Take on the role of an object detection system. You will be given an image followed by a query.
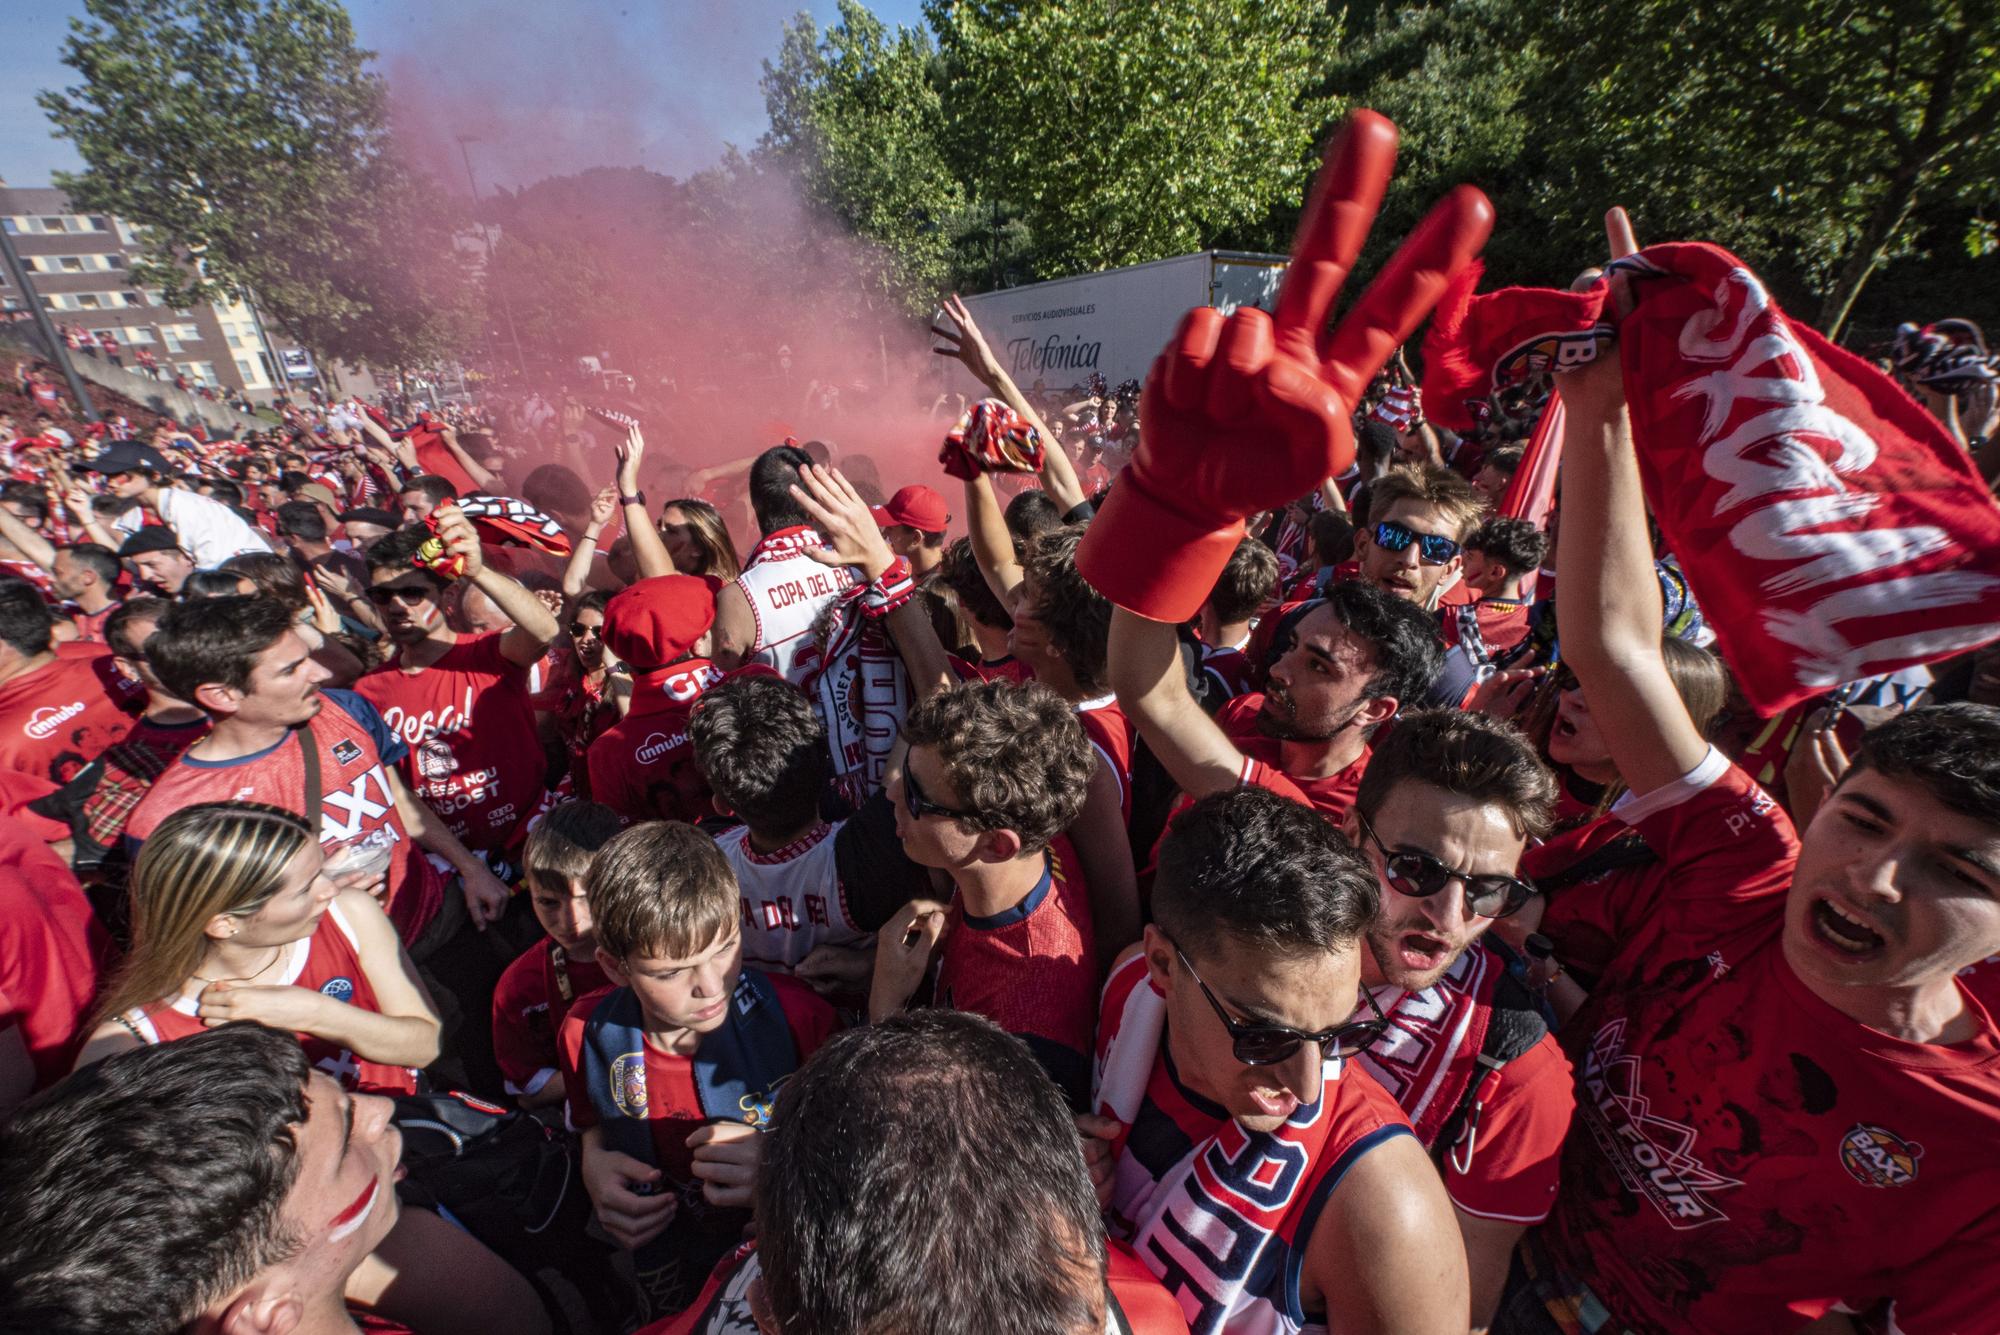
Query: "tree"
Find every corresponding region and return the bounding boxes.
[760,2,967,312]
[1536,0,2000,335]
[39,0,470,367]
[925,0,1339,278]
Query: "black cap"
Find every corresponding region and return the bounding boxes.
[338,506,400,530]
[78,440,173,475]
[117,526,185,558]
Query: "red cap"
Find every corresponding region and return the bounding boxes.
[604,574,721,672]
[870,484,951,535]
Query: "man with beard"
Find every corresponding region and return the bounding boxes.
[1110,578,1441,823]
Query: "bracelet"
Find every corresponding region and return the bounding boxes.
[619,491,647,508]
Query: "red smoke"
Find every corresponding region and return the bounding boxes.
[370,1,952,534]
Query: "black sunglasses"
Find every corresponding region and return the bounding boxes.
[568,620,602,638]
[1174,944,1389,1067]
[1354,810,1535,920]
[902,760,979,823]
[366,584,435,606]
[1371,519,1460,565]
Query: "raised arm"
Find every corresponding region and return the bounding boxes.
[1109,605,1250,800]
[1552,209,1709,798]
[432,501,559,668]
[933,294,1087,514]
[962,473,1025,608]
[437,424,499,492]
[566,487,618,601]
[611,423,674,581]
[0,501,55,571]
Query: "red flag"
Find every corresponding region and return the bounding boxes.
[1500,393,1563,528]
[406,426,480,497]
[1615,243,2000,712]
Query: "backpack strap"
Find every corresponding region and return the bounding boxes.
[1430,940,1550,1177]
[1534,828,1659,894]
[294,722,322,828]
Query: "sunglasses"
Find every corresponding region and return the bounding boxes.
[1354,810,1536,920]
[1174,944,1389,1067]
[902,760,978,823]
[568,620,602,639]
[366,584,435,607]
[1371,520,1460,565]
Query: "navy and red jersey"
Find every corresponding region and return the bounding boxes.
[125,689,445,943]
[0,817,107,1091]
[491,940,611,1099]
[585,660,723,825]
[1359,941,1574,1223]
[1540,747,2000,1334]
[122,897,418,1094]
[0,644,142,785]
[1092,952,1415,1335]
[937,837,1097,1107]
[356,633,546,853]
[558,975,836,1184]
[644,1239,1192,1335]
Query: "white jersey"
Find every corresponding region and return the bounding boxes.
[714,822,869,973]
[733,526,857,683]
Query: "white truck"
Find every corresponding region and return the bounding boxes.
[943,249,1288,397]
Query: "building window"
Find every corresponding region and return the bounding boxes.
[59,257,85,273]
[122,326,155,344]
[1,218,18,234]
[41,217,67,232]
[76,294,101,309]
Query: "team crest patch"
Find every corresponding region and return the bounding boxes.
[319,977,356,1003]
[332,739,365,765]
[1840,1124,1921,1187]
[609,1052,648,1118]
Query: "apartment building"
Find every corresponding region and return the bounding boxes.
[0,183,299,400]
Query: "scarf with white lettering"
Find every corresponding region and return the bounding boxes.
[1425,243,2000,713]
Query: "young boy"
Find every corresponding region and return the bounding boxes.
[558,820,837,1324]
[491,800,624,1108]
[870,680,1099,1108]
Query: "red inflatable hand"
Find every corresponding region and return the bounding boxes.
[1077,110,1494,621]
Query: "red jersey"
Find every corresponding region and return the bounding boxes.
[491,939,610,1099]
[936,837,1097,1107]
[125,690,445,943]
[0,766,67,841]
[585,660,724,825]
[946,651,1035,685]
[0,646,142,784]
[1214,693,1370,822]
[1359,941,1574,1223]
[644,1239,1191,1335]
[1076,694,1136,822]
[1438,597,1533,662]
[356,633,546,852]
[1519,811,1667,985]
[0,817,107,1090]
[62,601,118,645]
[122,898,418,1094]
[1542,747,2000,1335]
[558,976,836,1183]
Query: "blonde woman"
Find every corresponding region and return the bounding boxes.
[76,802,551,1335]
[78,801,438,1091]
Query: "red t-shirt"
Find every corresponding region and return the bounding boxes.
[63,601,118,646]
[1543,747,2000,1335]
[585,660,724,825]
[936,837,1097,1107]
[1438,598,1533,658]
[356,633,546,853]
[122,898,418,1094]
[946,652,1035,685]
[0,646,142,785]
[558,974,836,1183]
[125,690,445,943]
[0,817,107,1090]
[1215,692,1370,821]
[1358,941,1574,1223]
[492,939,611,1098]
[0,766,67,842]
[1519,812,1668,984]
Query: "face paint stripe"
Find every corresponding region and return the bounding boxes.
[326,1177,379,1242]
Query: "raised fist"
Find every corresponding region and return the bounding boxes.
[1077,110,1492,622]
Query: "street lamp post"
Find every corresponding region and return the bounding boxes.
[0,219,99,422]
[456,135,527,380]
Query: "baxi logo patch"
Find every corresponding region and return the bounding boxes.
[1839,1124,1922,1187]
[609,1052,648,1118]
[1580,1020,1743,1229]
[319,977,356,1003]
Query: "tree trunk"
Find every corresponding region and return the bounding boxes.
[1817,176,1920,341]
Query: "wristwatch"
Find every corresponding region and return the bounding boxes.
[619,490,647,508]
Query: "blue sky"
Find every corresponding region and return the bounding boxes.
[0,0,929,190]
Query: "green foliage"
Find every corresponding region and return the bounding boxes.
[925,0,1338,278]
[39,0,472,367]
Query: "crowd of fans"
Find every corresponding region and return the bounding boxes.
[1,112,1999,1335]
